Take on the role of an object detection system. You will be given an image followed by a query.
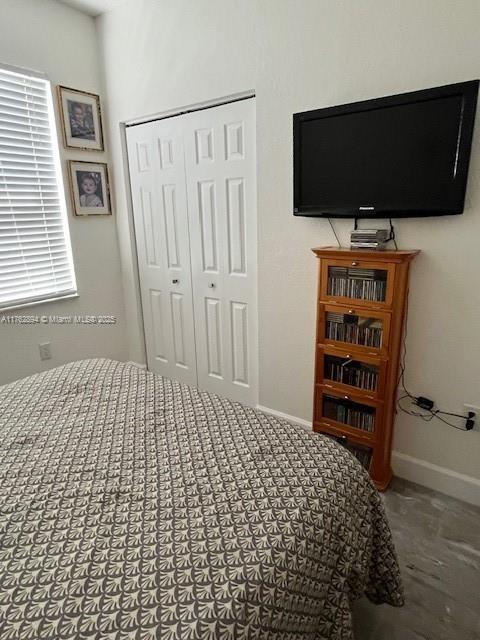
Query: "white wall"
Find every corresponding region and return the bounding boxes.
[0,0,127,384]
[97,0,480,485]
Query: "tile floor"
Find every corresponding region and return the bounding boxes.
[353,478,480,640]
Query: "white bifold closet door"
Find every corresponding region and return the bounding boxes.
[126,116,198,386]
[126,99,257,406]
[182,101,257,405]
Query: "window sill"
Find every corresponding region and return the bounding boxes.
[0,292,79,314]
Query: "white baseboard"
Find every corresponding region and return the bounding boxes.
[257,404,480,507]
[391,451,480,508]
[256,404,312,430]
[126,360,147,369]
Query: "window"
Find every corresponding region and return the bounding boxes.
[0,65,76,310]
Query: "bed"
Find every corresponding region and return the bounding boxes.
[0,358,403,639]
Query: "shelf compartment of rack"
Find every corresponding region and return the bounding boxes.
[317,345,387,400]
[322,393,377,433]
[325,310,384,349]
[327,265,388,302]
[324,352,379,392]
[318,430,373,471]
[344,441,373,470]
[319,257,396,308]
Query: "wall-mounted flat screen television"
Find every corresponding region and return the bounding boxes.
[293,80,479,218]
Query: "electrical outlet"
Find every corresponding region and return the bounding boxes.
[39,342,51,361]
[464,404,479,431]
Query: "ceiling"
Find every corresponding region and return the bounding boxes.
[57,0,127,17]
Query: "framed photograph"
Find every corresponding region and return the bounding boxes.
[68,161,111,216]
[58,85,104,151]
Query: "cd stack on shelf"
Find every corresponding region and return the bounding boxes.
[350,229,389,250]
[325,356,379,392]
[345,443,372,469]
[323,396,375,432]
[326,312,383,348]
[327,266,387,302]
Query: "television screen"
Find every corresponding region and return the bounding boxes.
[293,81,479,218]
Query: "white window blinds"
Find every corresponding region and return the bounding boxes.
[0,66,76,310]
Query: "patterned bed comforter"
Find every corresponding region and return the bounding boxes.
[0,358,403,640]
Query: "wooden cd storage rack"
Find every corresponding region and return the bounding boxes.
[312,246,419,490]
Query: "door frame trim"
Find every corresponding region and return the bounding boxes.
[124,90,256,128]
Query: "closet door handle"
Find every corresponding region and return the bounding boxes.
[208,283,216,288]
[172,279,179,284]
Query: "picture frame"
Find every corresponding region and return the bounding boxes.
[68,161,112,216]
[57,85,104,151]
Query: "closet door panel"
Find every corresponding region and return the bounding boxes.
[184,99,257,405]
[126,120,197,385]
[205,296,223,378]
